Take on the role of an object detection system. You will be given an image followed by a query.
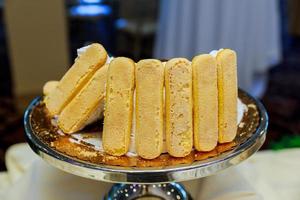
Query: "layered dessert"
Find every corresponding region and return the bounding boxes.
[30,43,259,167]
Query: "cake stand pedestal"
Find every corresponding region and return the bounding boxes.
[105,183,190,200]
[24,93,268,200]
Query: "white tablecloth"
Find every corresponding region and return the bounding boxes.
[1,144,300,200]
[154,0,282,92]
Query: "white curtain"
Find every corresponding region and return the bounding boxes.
[154,0,282,92]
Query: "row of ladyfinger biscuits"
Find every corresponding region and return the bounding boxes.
[44,43,108,134]
[103,53,237,159]
[44,43,237,159]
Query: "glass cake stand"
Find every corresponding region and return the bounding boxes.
[24,91,268,200]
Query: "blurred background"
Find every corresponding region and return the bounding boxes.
[0,0,299,171]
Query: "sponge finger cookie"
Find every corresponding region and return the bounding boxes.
[43,81,59,96]
[165,58,193,157]
[103,57,135,156]
[58,64,108,133]
[216,49,238,143]
[135,59,164,159]
[192,54,218,151]
[45,43,107,115]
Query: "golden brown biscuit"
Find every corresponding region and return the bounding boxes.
[165,58,193,157]
[192,54,218,151]
[58,64,108,133]
[43,81,59,96]
[216,49,238,143]
[135,59,164,159]
[45,43,107,115]
[103,57,135,156]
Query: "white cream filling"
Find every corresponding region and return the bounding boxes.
[209,48,224,57]
[71,132,103,151]
[237,98,248,124]
[77,45,92,56]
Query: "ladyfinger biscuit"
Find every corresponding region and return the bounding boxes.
[165,58,193,157]
[192,54,218,151]
[135,59,164,159]
[103,57,135,156]
[43,80,59,96]
[45,43,107,115]
[216,49,238,143]
[57,64,108,133]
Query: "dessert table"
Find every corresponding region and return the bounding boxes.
[1,143,300,200]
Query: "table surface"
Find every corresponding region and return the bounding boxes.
[1,143,300,200]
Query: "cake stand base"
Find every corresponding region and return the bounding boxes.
[104,183,192,200]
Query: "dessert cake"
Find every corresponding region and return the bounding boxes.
[29,43,260,167]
